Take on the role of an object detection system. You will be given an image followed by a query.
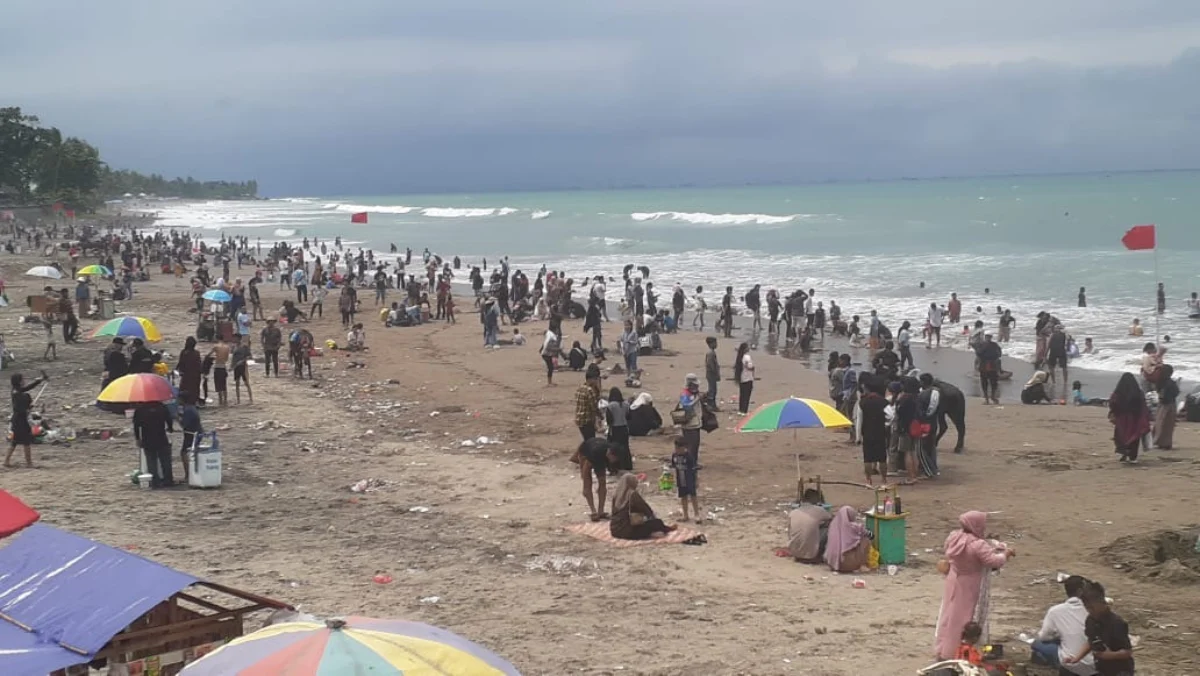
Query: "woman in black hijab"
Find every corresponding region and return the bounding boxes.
[6,370,48,468]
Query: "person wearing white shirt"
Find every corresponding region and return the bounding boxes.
[926,302,943,348]
[1031,576,1097,675]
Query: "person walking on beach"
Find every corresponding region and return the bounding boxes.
[926,303,943,348]
[672,283,686,329]
[75,277,90,318]
[249,276,265,320]
[975,332,1002,405]
[692,286,707,330]
[1109,373,1150,464]
[897,321,914,372]
[720,286,734,338]
[746,284,762,332]
[934,511,1015,660]
[575,364,602,441]
[232,335,253,405]
[208,336,230,407]
[734,341,755,415]
[481,296,500,347]
[310,279,327,319]
[766,288,781,335]
[293,264,308,303]
[704,336,720,410]
[584,299,603,353]
[260,319,282,377]
[540,317,562,387]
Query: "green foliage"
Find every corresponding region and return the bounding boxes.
[0,106,257,209]
[97,168,257,200]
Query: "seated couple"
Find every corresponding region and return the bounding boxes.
[577,438,680,541]
[786,490,873,573]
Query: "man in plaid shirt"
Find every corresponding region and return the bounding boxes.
[575,364,602,441]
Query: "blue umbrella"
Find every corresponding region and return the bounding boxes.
[202,289,232,302]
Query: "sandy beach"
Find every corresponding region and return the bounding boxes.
[3,240,1199,676]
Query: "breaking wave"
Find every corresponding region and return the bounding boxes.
[630,211,806,226]
[531,210,552,220]
[274,228,297,237]
[324,203,415,214]
[421,207,518,218]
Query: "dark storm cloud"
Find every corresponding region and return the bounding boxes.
[4,1,1200,194]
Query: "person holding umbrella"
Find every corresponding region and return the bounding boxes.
[133,399,176,488]
[6,370,48,468]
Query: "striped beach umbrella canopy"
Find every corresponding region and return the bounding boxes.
[736,397,852,432]
[202,289,232,302]
[97,374,175,410]
[181,617,522,676]
[92,316,162,342]
[77,264,113,276]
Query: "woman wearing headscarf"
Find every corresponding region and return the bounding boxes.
[934,511,1015,659]
[1153,364,1179,450]
[1020,371,1054,405]
[603,387,633,472]
[1109,372,1150,463]
[734,342,754,415]
[609,474,675,540]
[823,506,872,573]
[177,337,203,405]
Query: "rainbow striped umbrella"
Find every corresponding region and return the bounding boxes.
[181,617,522,676]
[97,374,175,408]
[77,264,113,276]
[736,397,852,432]
[92,316,162,342]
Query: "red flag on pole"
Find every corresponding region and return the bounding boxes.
[350,212,368,224]
[64,209,75,219]
[1121,224,1155,251]
[51,202,64,213]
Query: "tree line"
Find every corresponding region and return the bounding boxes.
[0,107,257,210]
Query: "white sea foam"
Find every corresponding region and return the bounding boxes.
[630,211,803,226]
[324,203,416,214]
[274,228,297,237]
[271,197,317,204]
[421,207,518,218]
[531,210,552,220]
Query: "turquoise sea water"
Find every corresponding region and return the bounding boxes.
[144,171,1200,379]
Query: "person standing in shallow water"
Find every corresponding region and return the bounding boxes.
[1078,287,1087,308]
[1157,282,1166,314]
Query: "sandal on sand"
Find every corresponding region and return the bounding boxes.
[589,513,603,522]
[682,534,708,546]
[597,512,610,520]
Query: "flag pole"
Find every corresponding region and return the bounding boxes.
[1154,234,1161,347]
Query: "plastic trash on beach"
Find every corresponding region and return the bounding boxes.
[460,439,476,448]
[408,505,431,513]
[851,578,867,589]
[419,596,441,605]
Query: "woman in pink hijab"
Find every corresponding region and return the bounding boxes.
[823,506,872,573]
[934,511,1015,659]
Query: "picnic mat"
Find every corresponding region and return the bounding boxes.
[565,520,703,547]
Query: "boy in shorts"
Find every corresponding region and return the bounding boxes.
[671,436,701,524]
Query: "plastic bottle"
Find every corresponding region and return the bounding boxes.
[893,496,903,515]
[884,497,894,515]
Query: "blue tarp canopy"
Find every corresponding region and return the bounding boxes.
[0,524,198,675]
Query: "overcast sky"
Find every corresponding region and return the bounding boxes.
[5,1,1200,195]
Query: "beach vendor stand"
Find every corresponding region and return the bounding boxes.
[0,524,291,676]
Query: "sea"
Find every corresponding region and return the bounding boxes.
[135,171,1200,381]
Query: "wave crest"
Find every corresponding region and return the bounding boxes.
[631,211,803,226]
[421,207,518,218]
[531,210,552,220]
[274,228,297,237]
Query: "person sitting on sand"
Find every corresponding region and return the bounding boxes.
[786,488,832,563]
[346,323,367,351]
[823,506,872,573]
[1072,381,1107,407]
[512,328,526,346]
[1021,371,1054,404]
[610,473,676,540]
[567,341,588,370]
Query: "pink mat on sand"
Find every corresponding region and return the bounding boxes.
[565,520,703,547]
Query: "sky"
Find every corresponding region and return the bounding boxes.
[4,1,1200,196]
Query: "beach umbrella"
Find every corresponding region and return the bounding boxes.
[202,289,232,302]
[24,265,63,279]
[96,373,175,413]
[737,397,852,432]
[92,316,162,342]
[181,617,522,676]
[77,264,113,277]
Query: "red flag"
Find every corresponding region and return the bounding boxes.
[350,212,368,224]
[51,202,64,213]
[1121,224,1156,251]
[64,209,75,219]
